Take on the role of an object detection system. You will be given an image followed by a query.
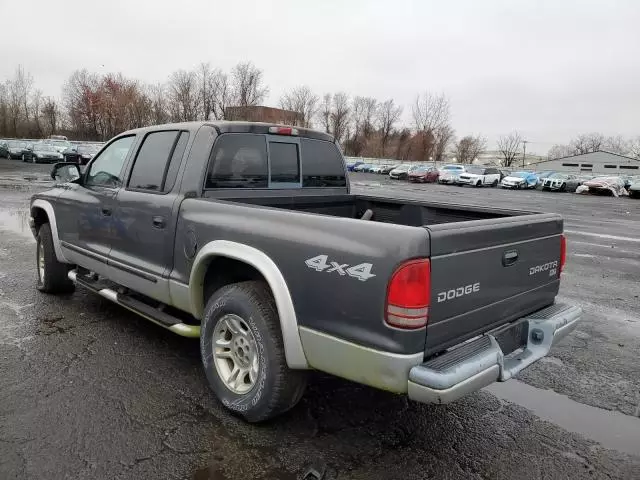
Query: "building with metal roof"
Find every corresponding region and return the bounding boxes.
[528,151,640,175]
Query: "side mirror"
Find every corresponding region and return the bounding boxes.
[51,163,81,183]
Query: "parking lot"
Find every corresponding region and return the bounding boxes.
[1,159,639,479]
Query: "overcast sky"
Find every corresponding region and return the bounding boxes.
[2,0,639,153]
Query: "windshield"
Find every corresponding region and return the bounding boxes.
[395,165,410,171]
[442,165,463,171]
[512,172,530,178]
[52,140,71,147]
[8,141,25,148]
[465,166,484,174]
[548,173,568,179]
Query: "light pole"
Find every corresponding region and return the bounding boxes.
[522,140,529,168]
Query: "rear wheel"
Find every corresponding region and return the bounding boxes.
[492,179,498,187]
[476,180,482,187]
[36,223,75,294]
[200,281,307,422]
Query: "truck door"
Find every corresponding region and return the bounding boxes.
[108,130,190,302]
[56,135,136,276]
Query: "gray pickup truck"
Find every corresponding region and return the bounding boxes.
[29,121,580,422]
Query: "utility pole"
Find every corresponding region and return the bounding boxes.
[522,140,529,168]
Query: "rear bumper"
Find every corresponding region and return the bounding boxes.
[298,303,580,402]
[407,303,581,404]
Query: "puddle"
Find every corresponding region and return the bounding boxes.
[0,210,34,239]
[485,380,640,457]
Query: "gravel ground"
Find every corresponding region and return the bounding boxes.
[0,160,639,480]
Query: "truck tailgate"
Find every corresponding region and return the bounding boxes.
[424,213,563,356]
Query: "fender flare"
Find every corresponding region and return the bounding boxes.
[189,240,308,369]
[30,199,69,263]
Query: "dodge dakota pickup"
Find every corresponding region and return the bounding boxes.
[29,121,580,422]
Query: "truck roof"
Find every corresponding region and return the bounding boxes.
[121,121,335,142]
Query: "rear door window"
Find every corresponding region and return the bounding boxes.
[300,138,347,187]
[128,131,180,193]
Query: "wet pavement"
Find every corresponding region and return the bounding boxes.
[0,159,639,479]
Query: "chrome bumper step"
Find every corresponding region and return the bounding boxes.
[407,303,581,404]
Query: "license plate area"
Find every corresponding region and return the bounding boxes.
[494,321,529,355]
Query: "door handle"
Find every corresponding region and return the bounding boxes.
[101,207,112,216]
[152,216,166,229]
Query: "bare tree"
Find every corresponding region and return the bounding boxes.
[547,144,573,160]
[148,83,169,125]
[603,135,630,155]
[570,132,604,154]
[279,85,318,127]
[433,125,455,163]
[318,93,332,133]
[330,92,350,144]
[454,135,487,164]
[41,97,60,136]
[497,131,523,167]
[231,62,268,108]
[628,136,640,159]
[377,99,402,156]
[197,62,215,120]
[30,89,43,136]
[412,92,451,161]
[167,70,199,122]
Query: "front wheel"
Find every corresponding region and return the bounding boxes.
[200,281,307,422]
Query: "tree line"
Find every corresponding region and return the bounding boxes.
[548,133,640,160]
[0,63,494,162]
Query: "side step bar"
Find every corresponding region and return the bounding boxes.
[68,270,200,338]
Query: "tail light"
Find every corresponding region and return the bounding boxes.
[559,234,566,274]
[385,259,430,329]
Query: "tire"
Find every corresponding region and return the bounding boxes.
[200,281,307,422]
[559,183,566,192]
[32,155,37,163]
[492,179,498,187]
[476,181,482,188]
[36,223,75,294]
[21,153,25,162]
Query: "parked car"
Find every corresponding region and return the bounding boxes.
[389,164,416,179]
[4,140,30,160]
[354,163,373,172]
[621,175,640,190]
[0,140,9,158]
[499,169,511,180]
[31,120,579,422]
[438,164,465,184]
[408,165,439,183]
[29,143,64,163]
[628,178,640,198]
[534,171,555,187]
[541,173,581,192]
[346,161,363,171]
[379,164,399,174]
[44,138,72,153]
[63,144,101,165]
[371,164,393,174]
[579,176,627,197]
[456,166,501,187]
[500,171,539,189]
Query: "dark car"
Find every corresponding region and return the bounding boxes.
[4,140,30,160]
[30,120,579,422]
[29,143,64,164]
[408,166,439,183]
[541,173,581,192]
[63,144,101,165]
